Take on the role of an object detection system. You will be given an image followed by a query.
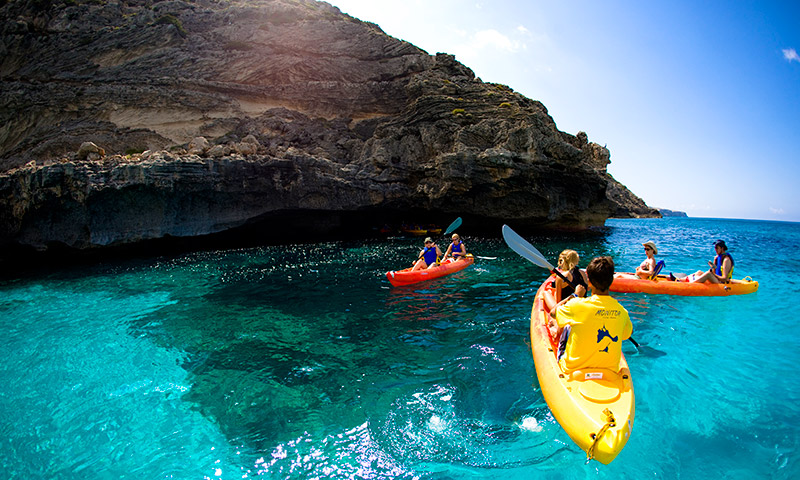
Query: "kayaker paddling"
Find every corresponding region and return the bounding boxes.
[554,249,588,302]
[411,237,443,271]
[443,233,467,261]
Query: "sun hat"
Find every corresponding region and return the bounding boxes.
[424,237,433,243]
[642,241,658,255]
[713,239,727,250]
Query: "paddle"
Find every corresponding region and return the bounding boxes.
[442,217,462,239]
[501,225,645,352]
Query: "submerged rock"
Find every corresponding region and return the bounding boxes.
[0,0,658,258]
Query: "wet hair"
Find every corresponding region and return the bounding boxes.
[586,256,615,291]
[557,249,580,271]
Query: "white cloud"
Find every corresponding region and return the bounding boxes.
[451,27,530,66]
[783,48,800,62]
[472,29,522,52]
[446,25,468,39]
[769,207,785,214]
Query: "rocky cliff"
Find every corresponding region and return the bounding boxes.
[0,0,659,258]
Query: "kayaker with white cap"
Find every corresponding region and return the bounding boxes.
[411,237,443,271]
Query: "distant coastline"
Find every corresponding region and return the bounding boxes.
[657,208,688,217]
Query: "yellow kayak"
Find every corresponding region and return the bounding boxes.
[531,276,635,464]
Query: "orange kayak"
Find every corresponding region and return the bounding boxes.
[610,273,758,296]
[531,276,635,464]
[386,255,474,287]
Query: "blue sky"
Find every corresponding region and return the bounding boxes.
[325,0,800,222]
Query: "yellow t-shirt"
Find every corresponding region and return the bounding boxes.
[555,294,633,372]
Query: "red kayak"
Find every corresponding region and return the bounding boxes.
[386,255,474,287]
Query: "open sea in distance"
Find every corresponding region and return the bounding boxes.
[1,217,798,479]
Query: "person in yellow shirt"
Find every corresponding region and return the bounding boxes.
[549,256,633,372]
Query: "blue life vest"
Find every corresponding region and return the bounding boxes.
[714,253,734,279]
[450,240,465,257]
[422,246,438,265]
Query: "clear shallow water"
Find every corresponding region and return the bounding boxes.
[1,217,798,479]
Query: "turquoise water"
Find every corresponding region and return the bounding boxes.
[1,217,798,479]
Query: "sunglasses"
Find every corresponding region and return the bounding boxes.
[644,247,652,251]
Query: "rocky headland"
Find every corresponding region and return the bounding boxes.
[658,208,688,217]
[0,0,658,265]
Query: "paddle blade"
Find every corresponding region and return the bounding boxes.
[444,217,462,235]
[501,225,556,271]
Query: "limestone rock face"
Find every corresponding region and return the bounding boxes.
[0,0,658,254]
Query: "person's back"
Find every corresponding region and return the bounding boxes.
[556,294,631,371]
[553,256,633,372]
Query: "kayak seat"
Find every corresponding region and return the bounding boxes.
[649,260,665,280]
[568,368,625,403]
[578,379,621,403]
